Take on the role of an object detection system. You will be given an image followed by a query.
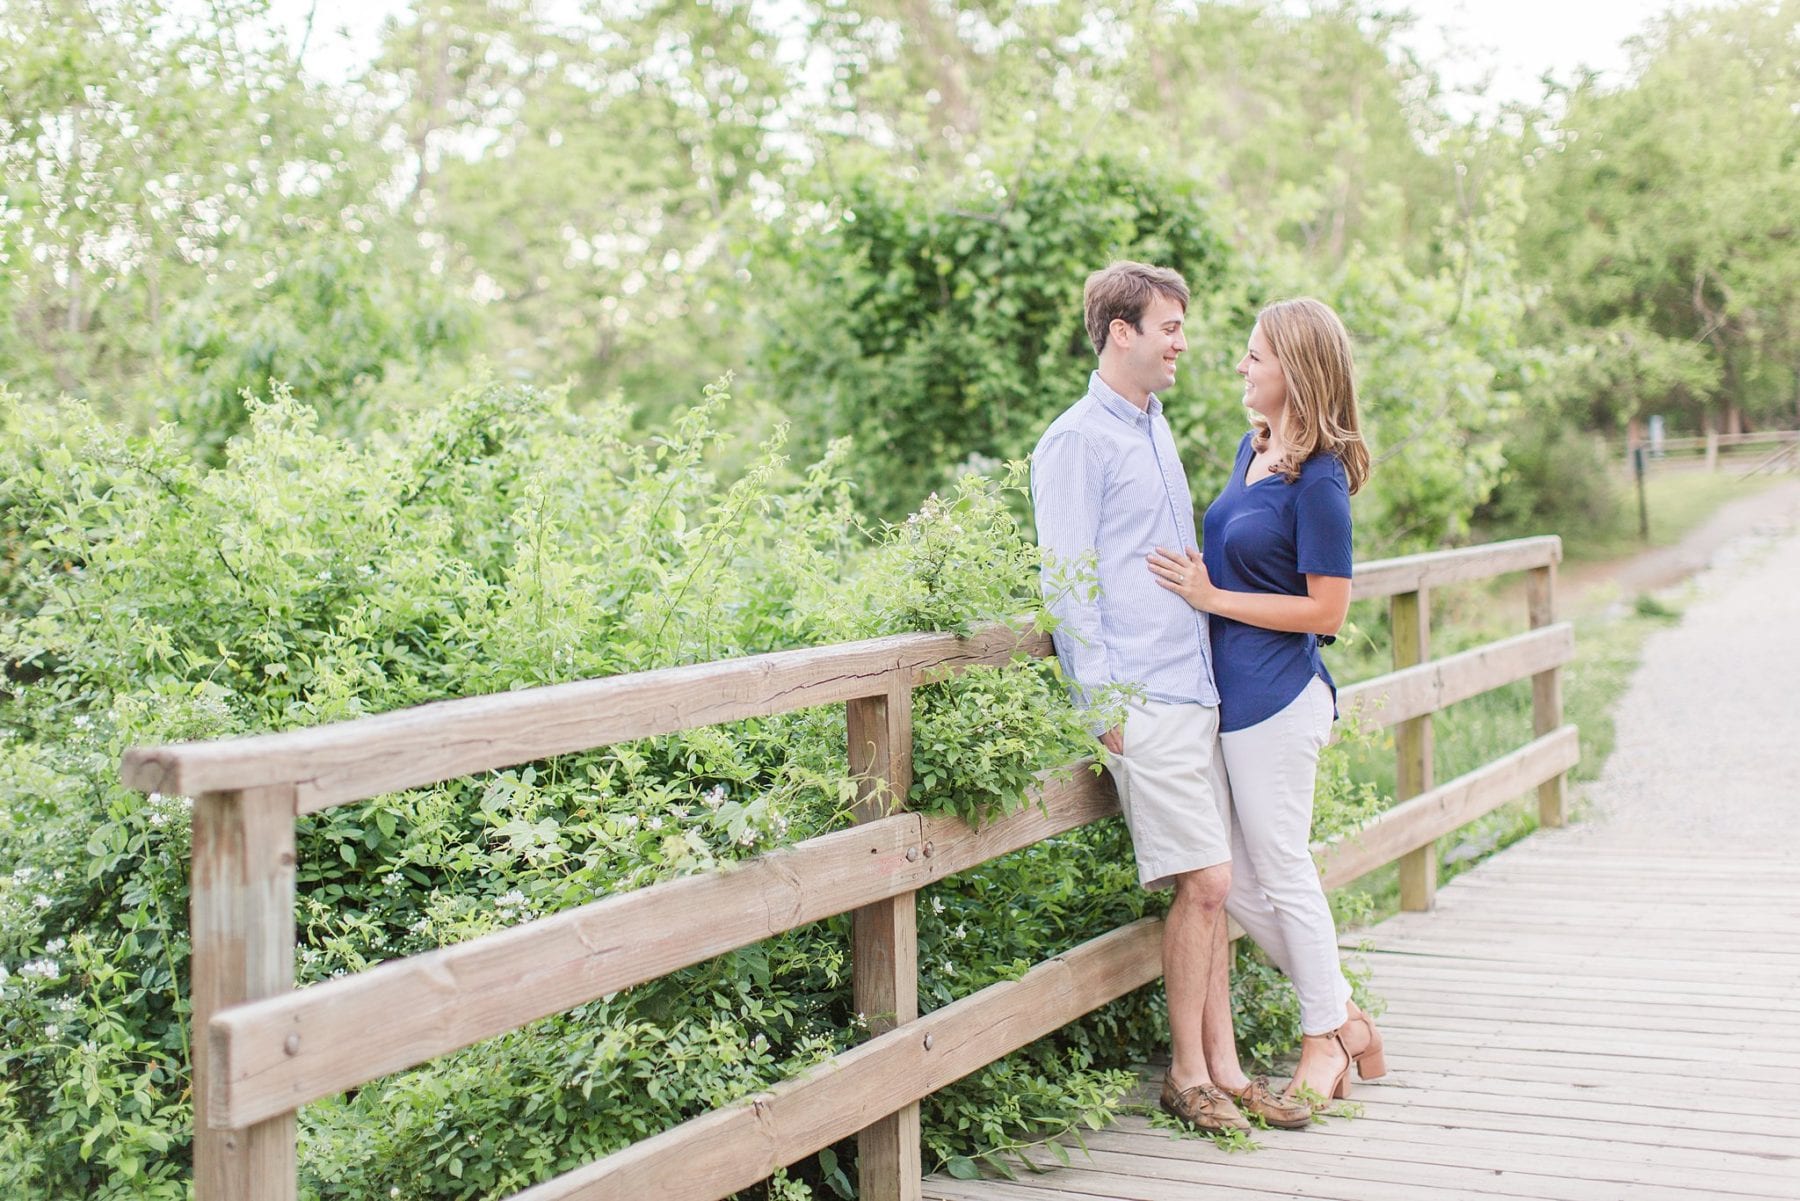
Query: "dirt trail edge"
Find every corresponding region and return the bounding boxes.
[1563,476,1800,609]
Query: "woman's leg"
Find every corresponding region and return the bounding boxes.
[1224,807,1294,977]
[1219,678,1354,1093]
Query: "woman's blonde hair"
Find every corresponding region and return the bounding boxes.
[1250,297,1370,495]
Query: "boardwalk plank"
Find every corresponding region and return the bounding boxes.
[1082,1125,1798,1196]
[927,1142,1745,1201]
[924,815,1800,1201]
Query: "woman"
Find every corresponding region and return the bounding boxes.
[1148,297,1386,1106]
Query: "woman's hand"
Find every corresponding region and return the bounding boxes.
[1147,546,1217,611]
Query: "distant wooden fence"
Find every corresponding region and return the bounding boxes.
[121,536,1575,1201]
[1625,428,1800,473]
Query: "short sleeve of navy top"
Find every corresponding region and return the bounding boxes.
[1201,432,1354,733]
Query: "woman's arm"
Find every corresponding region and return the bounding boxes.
[1147,547,1350,636]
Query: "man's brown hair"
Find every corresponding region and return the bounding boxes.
[1083,261,1190,354]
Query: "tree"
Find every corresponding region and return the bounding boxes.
[361,0,798,410]
[0,0,473,442]
[759,153,1232,517]
[1517,0,1800,433]
[1109,0,1457,270]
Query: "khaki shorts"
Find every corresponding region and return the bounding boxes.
[1106,699,1232,891]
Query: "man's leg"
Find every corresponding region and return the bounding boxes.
[1165,861,1231,1089]
[1200,910,1249,1093]
[1114,702,1250,1132]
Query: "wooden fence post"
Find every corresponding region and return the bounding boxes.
[190,786,298,1201]
[1526,565,1568,828]
[847,684,920,1201]
[1705,431,1720,472]
[1391,590,1436,911]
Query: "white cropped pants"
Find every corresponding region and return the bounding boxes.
[1221,675,1353,1036]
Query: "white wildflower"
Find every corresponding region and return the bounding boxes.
[21,959,59,980]
[952,924,967,940]
[74,714,92,730]
[930,896,946,915]
[44,1024,58,1039]
[44,938,66,954]
[647,816,663,831]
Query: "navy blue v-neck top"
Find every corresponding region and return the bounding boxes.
[1201,432,1354,733]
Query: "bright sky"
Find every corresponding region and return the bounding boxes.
[274,0,1694,113]
[1393,0,1694,113]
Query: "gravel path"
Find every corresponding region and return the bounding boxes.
[1564,476,1800,608]
[1574,485,1800,850]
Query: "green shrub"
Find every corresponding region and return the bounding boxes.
[1476,417,1624,542]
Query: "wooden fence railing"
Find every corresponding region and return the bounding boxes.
[121,535,1575,1201]
[1622,428,1800,472]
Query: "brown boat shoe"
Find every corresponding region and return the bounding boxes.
[1158,1075,1252,1135]
[1226,1076,1313,1129]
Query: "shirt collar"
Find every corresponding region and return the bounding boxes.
[1087,370,1159,425]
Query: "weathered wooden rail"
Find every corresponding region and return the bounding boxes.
[121,535,1574,1201]
[1622,427,1800,472]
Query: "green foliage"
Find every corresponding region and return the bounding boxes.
[909,664,1098,826]
[0,0,468,427]
[164,241,475,455]
[1,377,1353,1198]
[18,0,1795,1193]
[0,377,851,1195]
[1109,0,1452,267]
[1516,1,1800,433]
[761,154,1231,518]
[1476,418,1623,542]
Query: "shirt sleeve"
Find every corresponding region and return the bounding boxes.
[1031,430,1114,713]
[1294,457,1353,578]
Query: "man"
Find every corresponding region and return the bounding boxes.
[1031,262,1308,1134]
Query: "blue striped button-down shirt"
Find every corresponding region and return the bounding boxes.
[1030,372,1219,714]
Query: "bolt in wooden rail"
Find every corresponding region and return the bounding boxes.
[124,535,1572,1201]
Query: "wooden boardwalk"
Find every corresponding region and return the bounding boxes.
[924,828,1800,1201]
